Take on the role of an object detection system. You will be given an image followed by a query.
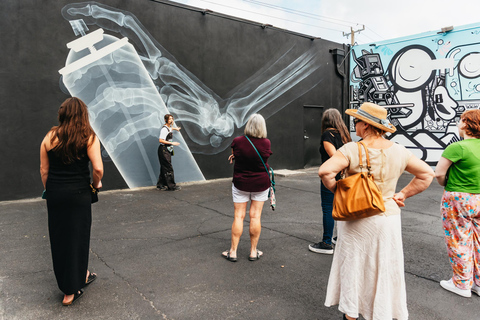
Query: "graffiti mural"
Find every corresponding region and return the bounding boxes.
[349,23,480,165]
[59,2,326,188]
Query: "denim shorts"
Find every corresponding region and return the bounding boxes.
[232,183,269,203]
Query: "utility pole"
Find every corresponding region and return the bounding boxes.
[343,25,365,46]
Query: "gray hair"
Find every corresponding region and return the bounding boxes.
[244,114,267,138]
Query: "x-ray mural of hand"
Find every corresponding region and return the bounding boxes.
[61,1,325,155]
[59,23,206,188]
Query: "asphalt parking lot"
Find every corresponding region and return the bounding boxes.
[1,168,479,320]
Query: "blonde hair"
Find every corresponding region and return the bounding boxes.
[244,114,267,138]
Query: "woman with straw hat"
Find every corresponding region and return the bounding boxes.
[319,102,434,320]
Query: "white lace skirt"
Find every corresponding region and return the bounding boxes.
[324,214,408,320]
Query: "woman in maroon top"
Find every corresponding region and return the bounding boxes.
[222,114,272,262]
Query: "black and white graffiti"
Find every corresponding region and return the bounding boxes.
[350,27,480,165]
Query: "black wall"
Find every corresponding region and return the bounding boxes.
[0,0,347,201]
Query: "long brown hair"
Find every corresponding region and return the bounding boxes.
[50,97,95,163]
[321,108,352,144]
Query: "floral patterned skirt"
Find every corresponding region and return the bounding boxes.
[441,191,480,289]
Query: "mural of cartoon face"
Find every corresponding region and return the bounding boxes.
[348,27,480,165]
[390,47,436,91]
[458,52,480,78]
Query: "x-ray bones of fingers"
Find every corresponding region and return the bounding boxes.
[62,2,325,154]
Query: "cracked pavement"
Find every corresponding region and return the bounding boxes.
[1,168,479,319]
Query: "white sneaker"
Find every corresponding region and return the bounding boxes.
[440,279,471,298]
[472,282,480,296]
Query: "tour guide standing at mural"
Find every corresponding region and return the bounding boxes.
[157,114,181,191]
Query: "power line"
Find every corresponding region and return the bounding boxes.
[250,0,386,43]
[242,0,362,26]
[365,28,386,41]
[243,0,390,44]
[241,0,352,27]
[358,32,377,43]
[197,0,347,33]
[198,0,351,30]
[174,0,384,44]
[199,0,386,43]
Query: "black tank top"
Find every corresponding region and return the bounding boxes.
[47,148,90,187]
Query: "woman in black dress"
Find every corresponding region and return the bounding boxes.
[40,97,103,306]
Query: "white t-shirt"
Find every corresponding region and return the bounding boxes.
[159,126,171,145]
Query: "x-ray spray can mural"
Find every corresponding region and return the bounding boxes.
[59,20,204,188]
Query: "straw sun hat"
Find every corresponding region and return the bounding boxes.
[345,102,396,133]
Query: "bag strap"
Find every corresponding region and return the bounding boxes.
[244,136,274,186]
[357,141,372,175]
[357,142,363,170]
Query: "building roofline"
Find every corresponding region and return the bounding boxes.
[149,0,322,41]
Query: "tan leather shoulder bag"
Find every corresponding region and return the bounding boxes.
[332,141,385,221]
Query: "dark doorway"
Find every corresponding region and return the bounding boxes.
[303,105,324,168]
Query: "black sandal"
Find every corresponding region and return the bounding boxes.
[248,250,263,261]
[85,272,97,286]
[222,251,237,262]
[62,289,84,306]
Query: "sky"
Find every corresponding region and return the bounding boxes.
[168,0,480,45]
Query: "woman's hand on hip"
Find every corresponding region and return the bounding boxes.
[393,191,406,207]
